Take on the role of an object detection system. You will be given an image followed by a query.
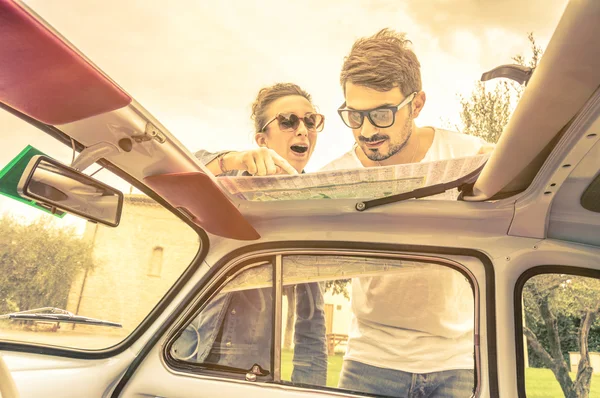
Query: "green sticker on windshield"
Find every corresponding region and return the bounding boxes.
[0,145,66,217]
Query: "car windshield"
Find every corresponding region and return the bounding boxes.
[0,110,201,350]
[11,0,569,203]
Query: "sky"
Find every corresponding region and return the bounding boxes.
[0,0,569,225]
[8,0,568,171]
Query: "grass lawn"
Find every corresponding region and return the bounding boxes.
[281,349,344,387]
[525,367,600,398]
[282,354,600,396]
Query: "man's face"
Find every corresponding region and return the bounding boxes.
[344,83,415,161]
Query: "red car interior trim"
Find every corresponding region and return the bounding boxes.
[144,172,261,241]
[0,0,131,125]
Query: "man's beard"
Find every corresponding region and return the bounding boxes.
[361,115,413,162]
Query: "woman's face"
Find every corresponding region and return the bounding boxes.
[255,95,318,173]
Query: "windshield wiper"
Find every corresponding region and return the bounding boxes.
[355,161,487,212]
[0,307,122,328]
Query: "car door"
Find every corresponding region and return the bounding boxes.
[103,198,600,398]
[111,243,498,398]
[2,1,600,397]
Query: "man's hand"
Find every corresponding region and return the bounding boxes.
[223,148,298,176]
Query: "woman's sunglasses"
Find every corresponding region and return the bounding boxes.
[261,112,325,133]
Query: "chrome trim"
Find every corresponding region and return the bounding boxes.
[162,247,483,397]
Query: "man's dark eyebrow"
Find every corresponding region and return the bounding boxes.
[345,103,396,111]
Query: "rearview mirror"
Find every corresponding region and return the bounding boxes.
[17,155,123,227]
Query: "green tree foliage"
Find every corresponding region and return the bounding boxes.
[458,32,543,144]
[325,279,350,299]
[458,81,513,144]
[524,274,600,398]
[0,215,94,314]
[527,315,600,369]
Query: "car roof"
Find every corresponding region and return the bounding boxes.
[1,0,599,247]
[468,0,600,202]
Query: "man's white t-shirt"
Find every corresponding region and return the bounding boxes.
[321,128,487,374]
[321,128,487,171]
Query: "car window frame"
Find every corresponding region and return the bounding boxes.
[514,265,600,398]
[164,258,277,381]
[162,245,491,397]
[0,106,209,359]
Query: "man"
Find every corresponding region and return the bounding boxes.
[322,29,489,397]
[323,30,488,172]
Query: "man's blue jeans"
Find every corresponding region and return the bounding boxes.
[339,360,474,398]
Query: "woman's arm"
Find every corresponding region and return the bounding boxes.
[194,149,233,176]
[195,148,298,176]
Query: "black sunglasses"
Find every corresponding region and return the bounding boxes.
[338,92,416,129]
[261,112,325,133]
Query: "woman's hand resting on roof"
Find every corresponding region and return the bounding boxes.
[221,148,298,176]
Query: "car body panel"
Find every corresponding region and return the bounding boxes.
[3,350,135,398]
[1,0,600,397]
[470,0,600,200]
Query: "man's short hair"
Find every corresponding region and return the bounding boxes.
[340,28,422,96]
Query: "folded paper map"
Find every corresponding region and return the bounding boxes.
[217,154,489,202]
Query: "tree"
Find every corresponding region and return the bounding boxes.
[457,32,543,144]
[325,279,350,299]
[0,215,94,315]
[524,274,600,398]
[457,80,513,144]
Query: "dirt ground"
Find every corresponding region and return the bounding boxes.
[0,325,127,349]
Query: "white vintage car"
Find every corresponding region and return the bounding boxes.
[0,0,599,397]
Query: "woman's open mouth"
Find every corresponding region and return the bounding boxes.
[290,144,309,155]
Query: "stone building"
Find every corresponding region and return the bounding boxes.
[65,193,352,349]
[65,194,200,335]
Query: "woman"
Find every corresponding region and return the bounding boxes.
[173,83,327,386]
[196,82,324,176]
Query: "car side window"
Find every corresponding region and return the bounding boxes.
[171,261,274,377]
[169,253,477,397]
[521,272,600,397]
[280,254,477,395]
